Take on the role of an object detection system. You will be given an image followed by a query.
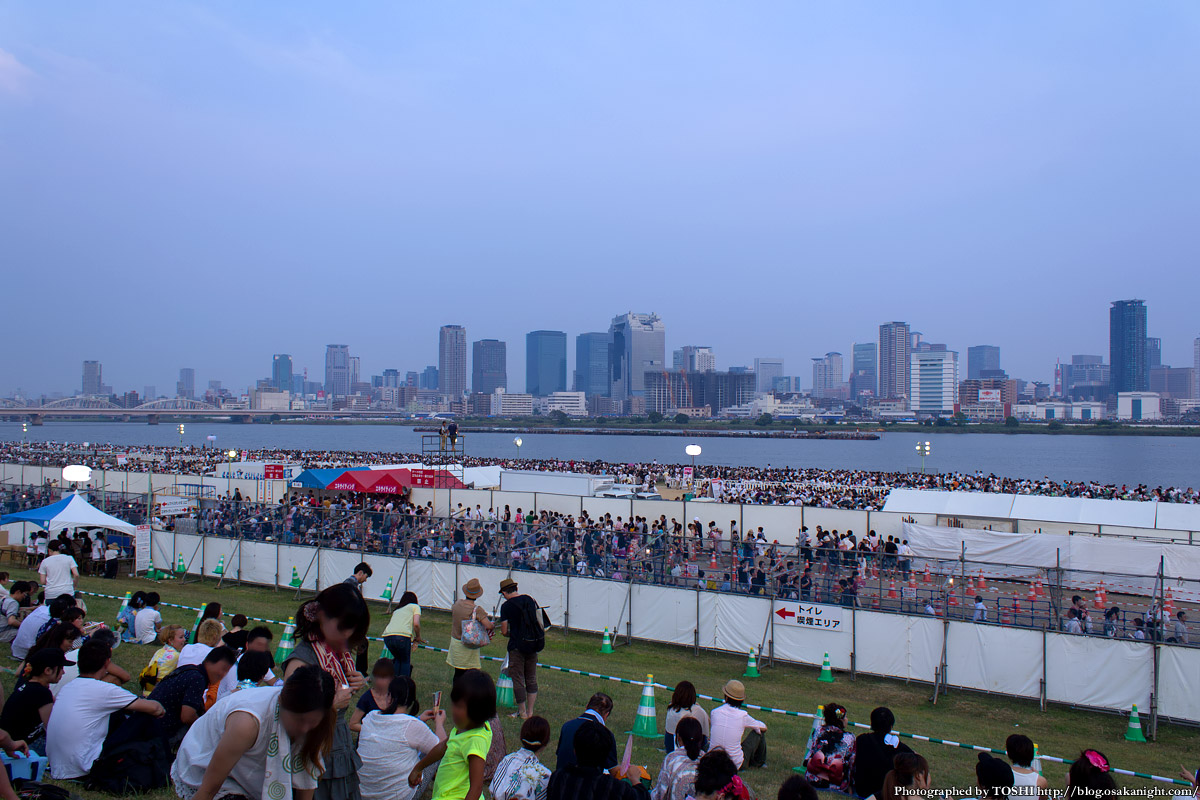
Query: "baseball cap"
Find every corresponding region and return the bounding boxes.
[30,648,74,672]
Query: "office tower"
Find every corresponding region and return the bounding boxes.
[420,366,439,390]
[1146,337,1162,369]
[472,339,508,394]
[1110,300,1148,393]
[143,385,155,401]
[575,333,610,396]
[608,312,665,400]
[645,370,757,415]
[349,357,361,389]
[405,371,419,388]
[878,322,912,402]
[966,345,1001,380]
[910,350,959,413]
[753,358,784,395]
[177,368,196,399]
[82,361,102,395]
[1195,338,1200,401]
[324,345,350,398]
[850,343,877,398]
[673,346,716,372]
[811,352,845,399]
[271,354,293,392]
[382,369,401,388]
[1149,366,1194,399]
[525,331,567,396]
[439,325,468,398]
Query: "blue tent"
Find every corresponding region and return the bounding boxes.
[0,492,136,534]
[289,468,369,489]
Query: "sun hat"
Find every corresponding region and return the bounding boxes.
[723,679,746,701]
[462,578,483,599]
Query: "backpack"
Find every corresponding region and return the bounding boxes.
[84,738,171,794]
[516,597,545,654]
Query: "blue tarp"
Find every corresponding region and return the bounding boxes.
[0,492,137,534]
[289,468,369,489]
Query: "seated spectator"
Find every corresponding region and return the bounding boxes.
[556,692,618,771]
[803,703,855,792]
[144,645,237,744]
[853,706,912,799]
[408,669,496,800]
[652,716,705,800]
[11,594,69,661]
[1006,734,1048,793]
[118,591,146,642]
[350,658,395,734]
[133,592,163,644]
[977,752,1015,798]
[491,715,552,800]
[217,626,277,700]
[709,680,767,770]
[234,650,277,691]
[45,640,165,780]
[1065,749,1116,800]
[53,629,131,698]
[664,680,709,753]
[171,665,336,800]
[15,623,81,689]
[0,582,31,645]
[880,753,930,800]
[546,720,642,800]
[778,775,818,800]
[0,648,69,753]
[191,602,224,643]
[140,624,187,696]
[179,618,223,666]
[689,749,753,800]
[357,676,446,800]
[222,614,250,651]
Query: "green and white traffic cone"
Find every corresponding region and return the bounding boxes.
[599,627,614,654]
[289,566,302,588]
[743,647,761,678]
[145,560,161,581]
[381,576,394,601]
[496,671,516,709]
[1124,704,1147,742]
[817,652,835,683]
[175,553,186,574]
[631,674,658,739]
[213,554,225,575]
[275,616,296,663]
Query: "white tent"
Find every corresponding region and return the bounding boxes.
[0,492,137,535]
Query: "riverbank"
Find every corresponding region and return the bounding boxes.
[412,424,879,440]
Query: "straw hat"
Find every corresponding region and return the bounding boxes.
[723,679,746,701]
[462,578,483,599]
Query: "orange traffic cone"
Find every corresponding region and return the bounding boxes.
[1093,582,1107,609]
[1034,574,1045,597]
[1164,588,1176,616]
[887,579,898,599]
[907,575,918,594]
[976,570,986,591]
[872,592,880,609]
[923,564,932,584]
[709,551,718,570]
[948,591,959,607]
[1013,592,1022,614]
[1027,583,1037,604]
[1000,599,1012,626]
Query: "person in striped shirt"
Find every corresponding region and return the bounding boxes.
[490,716,551,800]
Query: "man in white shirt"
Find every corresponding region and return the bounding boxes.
[0,582,30,645]
[972,596,989,623]
[709,680,767,769]
[38,541,79,602]
[11,602,51,661]
[46,640,164,779]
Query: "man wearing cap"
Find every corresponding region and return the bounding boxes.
[0,648,69,752]
[709,680,767,770]
[447,578,493,680]
[499,578,541,720]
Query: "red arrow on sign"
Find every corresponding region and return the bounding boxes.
[775,608,795,620]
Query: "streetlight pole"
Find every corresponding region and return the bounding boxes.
[178,423,185,447]
[513,437,523,461]
[226,450,237,498]
[916,440,931,474]
[685,444,702,491]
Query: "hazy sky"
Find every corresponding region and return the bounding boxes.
[2,2,1198,397]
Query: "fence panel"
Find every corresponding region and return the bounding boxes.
[631,584,697,647]
[581,497,633,523]
[946,622,1042,698]
[278,545,320,591]
[566,576,628,635]
[713,594,771,657]
[854,610,941,682]
[770,605,852,669]
[741,505,804,545]
[241,540,280,587]
[1158,644,1200,722]
[533,493,583,517]
[1045,634,1151,711]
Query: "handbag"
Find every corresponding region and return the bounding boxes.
[460,612,490,649]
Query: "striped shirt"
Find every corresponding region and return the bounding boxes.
[489,748,551,800]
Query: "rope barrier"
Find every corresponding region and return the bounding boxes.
[76,589,1192,786]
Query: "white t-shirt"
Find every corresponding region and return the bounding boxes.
[46,677,137,779]
[134,607,163,644]
[357,711,440,800]
[708,704,765,769]
[172,687,319,800]
[38,554,78,601]
[216,652,279,701]
[178,643,213,667]
[50,664,78,698]
[12,605,50,660]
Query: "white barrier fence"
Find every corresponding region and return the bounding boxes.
[153,530,1200,725]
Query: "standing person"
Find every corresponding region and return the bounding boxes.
[852,707,912,800]
[439,422,449,451]
[344,562,373,676]
[357,676,446,800]
[447,579,493,680]
[37,540,79,602]
[498,578,542,720]
[383,592,422,678]
[708,680,767,770]
[282,584,369,800]
[489,716,552,800]
[664,681,709,753]
[407,669,496,800]
[651,716,706,800]
[803,703,855,793]
[972,596,988,623]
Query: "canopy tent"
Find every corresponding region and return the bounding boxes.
[0,492,137,535]
[289,468,369,489]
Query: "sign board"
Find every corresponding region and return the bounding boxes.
[410,469,437,488]
[263,464,286,480]
[135,525,151,572]
[979,389,1002,405]
[155,496,197,516]
[682,467,693,479]
[772,602,844,632]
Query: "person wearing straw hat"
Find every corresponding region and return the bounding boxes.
[708,680,766,770]
[447,579,493,680]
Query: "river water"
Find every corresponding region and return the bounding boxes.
[3,421,1197,489]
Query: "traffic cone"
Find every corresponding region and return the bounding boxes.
[817,652,835,683]
[907,575,918,594]
[599,627,614,654]
[709,550,718,569]
[213,554,225,575]
[976,570,986,591]
[1034,574,1045,598]
[743,648,761,678]
[1164,588,1176,616]
[1013,592,1022,614]
[188,607,205,643]
[887,579,898,599]
[1124,704,1147,742]
[948,591,959,607]
[289,566,302,588]
[922,564,932,584]
[496,672,516,709]
[145,559,163,581]
[631,674,658,738]
[381,576,394,601]
[275,616,296,663]
[175,553,186,574]
[1093,582,1106,609]
[1027,583,1037,604]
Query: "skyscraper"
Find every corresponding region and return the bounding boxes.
[608,312,665,400]
[420,366,439,391]
[1146,337,1162,369]
[910,350,959,413]
[472,339,507,394]
[1110,300,1148,393]
[82,361,102,396]
[575,333,610,396]
[324,345,350,398]
[879,322,912,402]
[753,358,784,395]
[966,345,1001,380]
[850,343,877,398]
[177,368,196,399]
[349,356,361,389]
[1194,337,1200,401]
[439,325,468,398]
[673,346,716,372]
[526,331,568,396]
[811,352,844,399]
[271,354,293,392]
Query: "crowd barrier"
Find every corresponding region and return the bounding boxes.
[150,530,1200,725]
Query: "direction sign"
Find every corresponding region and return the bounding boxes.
[772,602,844,631]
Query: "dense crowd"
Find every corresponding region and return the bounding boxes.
[4,441,1200,510]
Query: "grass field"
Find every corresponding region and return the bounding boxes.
[9,568,1195,799]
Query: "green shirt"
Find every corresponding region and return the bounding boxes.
[431,722,491,800]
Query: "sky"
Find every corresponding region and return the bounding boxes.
[1,2,1199,397]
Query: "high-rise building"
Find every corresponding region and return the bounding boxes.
[753,358,784,395]
[1110,300,1148,393]
[910,350,958,413]
[966,345,1001,380]
[143,385,155,402]
[673,346,716,373]
[526,331,567,396]
[850,343,877,399]
[1150,366,1194,399]
[472,339,507,395]
[349,356,361,389]
[811,352,845,399]
[439,325,468,398]
[82,361,102,396]
[271,354,293,392]
[382,369,401,388]
[177,368,196,399]
[575,333,610,396]
[420,366,439,391]
[405,371,419,388]
[645,370,757,415]
[608,312,665,400]
[879,322,912,403]
[1194,337,1200,402]
[1146,337,1162,369]
[324,345,350,398]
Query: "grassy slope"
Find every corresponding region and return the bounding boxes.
[11,568,1194,800]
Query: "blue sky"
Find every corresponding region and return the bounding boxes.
[1,2,1198,396]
